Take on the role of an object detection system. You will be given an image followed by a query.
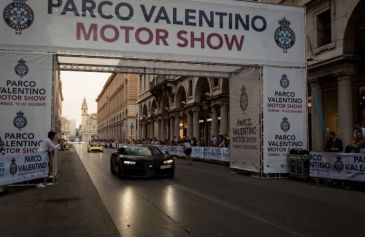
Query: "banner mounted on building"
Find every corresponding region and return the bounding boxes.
[229,67,261,172]
[263,66,307,173]
[0,0,305,67]
[0,52,52,186]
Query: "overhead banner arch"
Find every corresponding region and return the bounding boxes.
[0,1,307,183]
[0,0,304,67]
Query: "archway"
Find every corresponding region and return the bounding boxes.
[0,0,306,186]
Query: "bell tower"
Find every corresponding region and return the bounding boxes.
[81,97,88,133]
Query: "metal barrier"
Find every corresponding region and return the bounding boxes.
[287,155,309,179]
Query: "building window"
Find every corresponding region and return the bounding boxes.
[317,9,331,47]
[188,80,193,96]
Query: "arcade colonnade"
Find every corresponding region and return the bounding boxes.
[307,0,365,150]
[138,75,229,143]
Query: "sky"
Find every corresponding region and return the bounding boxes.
[60,71,110,127]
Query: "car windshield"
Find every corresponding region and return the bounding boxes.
[124,146,162,156]
[91,143,99,147]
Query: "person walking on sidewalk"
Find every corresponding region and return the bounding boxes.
[183,137,192,165]
[37,131,60,181]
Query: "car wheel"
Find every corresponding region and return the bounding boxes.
[110,157,115,175]
[117,164,123,179]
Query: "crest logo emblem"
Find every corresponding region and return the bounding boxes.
[10,159,18,175]
[13,111,27,130]
[280,117,290,132]
[14,59,29,78]
[3,0,34,35]
[280,74,289,89]
[240,85,248,113]
[274,17,296,53]
[334,157,344,172]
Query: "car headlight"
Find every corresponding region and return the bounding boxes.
[163,159,174,164]
[124,160,136,165]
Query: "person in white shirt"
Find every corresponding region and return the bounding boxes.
[183,137,192,165]
[37,131,60,178]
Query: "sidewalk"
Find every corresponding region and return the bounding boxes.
[0,150,120,237]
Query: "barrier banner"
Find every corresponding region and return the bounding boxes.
[0,153,48,186]
[222,148,230,162]
[192,147,204,159]
[155,145,229,162]
[0,52,52,185]
[229,68,261,172]
[309,152,365,182]
[263,66,307,173]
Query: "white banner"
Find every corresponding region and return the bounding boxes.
[0,153,48,186]
[0,52,52,185]
[229,68,261,172]
[263,66,307,173]
[156,145,229,162]
[309,152,365,182]
[0,0,305,67]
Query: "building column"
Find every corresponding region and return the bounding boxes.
[211,106,218,139]
[310,80,325,151]
[174,115,180,138]
[187,110,193,139]
[160,118,164,141]
[170,116,174,141]
[220,103,228,136]
[143,122,147,140]
[138,121,142,140]
[140,122,144,139]
[192,106,200,141]
[338,75,353,149]
[150,120,154,139]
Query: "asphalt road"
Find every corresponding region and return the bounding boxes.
[75,144,365,237]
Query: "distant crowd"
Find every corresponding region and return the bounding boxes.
[92,133,229,148]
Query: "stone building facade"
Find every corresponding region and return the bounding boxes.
[138,75,229,144]
[60,117,70,140]
[96,73,138,141]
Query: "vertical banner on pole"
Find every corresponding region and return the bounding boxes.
[0,52,52,186]
[229,67,261,172]
[263,66,307,173]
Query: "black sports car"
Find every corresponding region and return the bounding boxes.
[110,145,175,178]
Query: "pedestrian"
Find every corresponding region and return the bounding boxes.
[218,133,226,147]
[325,132,343,152]
[210,135,217,147]
[191,137,198,146]
[37,131,60,187]
[345,126,365,153]
[183,137,192,165]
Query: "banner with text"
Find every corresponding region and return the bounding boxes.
[229,68,261,172]
[309,152,365,182]
[263,66,307,173]
[0,0,305,67]
[0,153,48,186]
[0,52,52,185]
